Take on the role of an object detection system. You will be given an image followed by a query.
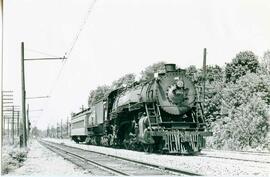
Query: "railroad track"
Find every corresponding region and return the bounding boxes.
[39,140,202,176]
[203,149,270,156]
[39,141,117,175]
[200,152,270,164]
[75,142,269,164]
[200,154,270,164]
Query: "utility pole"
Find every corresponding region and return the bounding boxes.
[66,117,68,137]
[52,125,54,138]
[3,115,5,137]
[11,106,14,144]
[7,116,9,140]
[60,119,62,139]
[1,0,4,146]
[17,111,20,136]
[2,91,14,144]
[27,104,29,139]
[56,122,58,138]
[21,42,27,147]
[47,126,49,137]
[203,48,207,107]
[20,42,67,147]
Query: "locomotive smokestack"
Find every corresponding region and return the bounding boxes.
[165,64,176,72]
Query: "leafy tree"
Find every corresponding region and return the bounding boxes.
[202,66,223,123]
[225,51,259,83]
[31,126,42,137]
[204,80,224,122]
[49,126,56,138]
[111,73,136,89]
[88,90,97,107]
[185,65,223,83]
[185,65,198,82]
[261,50,270,73]
[208,72,270,150]
[88,85,110,107]
[201,52,269,151]
[185,65,224,123]
[88,74,135,107]
[206,65,223,82]
[140,62,166,81]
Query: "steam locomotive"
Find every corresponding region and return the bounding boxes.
[71,64,212,154]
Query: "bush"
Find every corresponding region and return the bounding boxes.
[225,51,259,83]
[2,154,19,174]
[207,72,270,150]
[140,61,165,81]
[1,147,28,174]
[9,149,28,162]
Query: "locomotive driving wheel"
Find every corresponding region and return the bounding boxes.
[143,144,153,153]
[123,138,133,150]
[123,132,136,150]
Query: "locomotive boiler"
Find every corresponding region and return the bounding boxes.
[71,64,212,154]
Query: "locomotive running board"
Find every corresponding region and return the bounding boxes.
[199,131,213,136]
[159,122,206,129]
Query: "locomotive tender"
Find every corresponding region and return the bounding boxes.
[71,64,212,154]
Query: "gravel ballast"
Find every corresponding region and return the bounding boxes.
[44,138,270,176]
[7,139,88,176]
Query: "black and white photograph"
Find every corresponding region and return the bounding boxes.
[1,0,270,176]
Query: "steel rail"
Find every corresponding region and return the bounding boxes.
[39,141,131,176]
[203,149,270,156]
[39,141,95,173]
[41,140,203,176]
[200,154,270,164]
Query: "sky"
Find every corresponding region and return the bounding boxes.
[2,0,270,130]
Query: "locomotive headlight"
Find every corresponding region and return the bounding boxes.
[176,80,184,88]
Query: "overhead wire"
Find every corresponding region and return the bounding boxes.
[24,47,64,122]
[64,0,97,58]
[48,0,98,96]
[25,47,59,58]
[38,0,98,123]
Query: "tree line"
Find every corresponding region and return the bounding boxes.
[87,61,166,107]
[187,50,270,151]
